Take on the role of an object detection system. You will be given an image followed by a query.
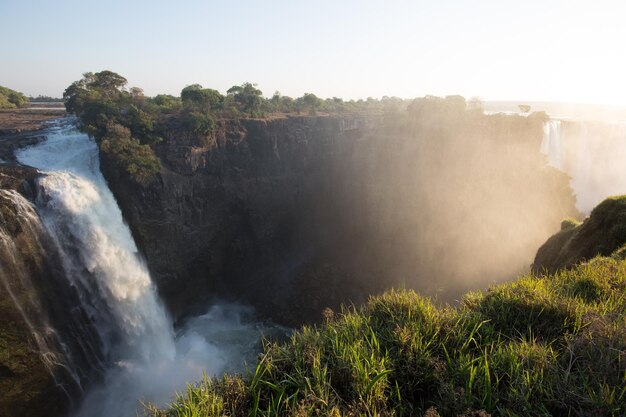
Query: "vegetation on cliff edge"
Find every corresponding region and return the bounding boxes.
[0,85,29,109]
[63,71,161,185]
[534,195,626,274]
[146,237,626,416]
[62,70,494,185]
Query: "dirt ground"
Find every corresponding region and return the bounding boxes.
[0,107,65,135]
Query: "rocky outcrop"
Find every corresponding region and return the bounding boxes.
[101,113,578,326]
[0,165,103,417]
[101,115,375,325]
[533,196,626,273]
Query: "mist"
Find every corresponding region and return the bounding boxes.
[542,119,626,214]
[283,100,578,305]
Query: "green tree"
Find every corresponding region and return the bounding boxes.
[149,94,182,113]
[63,70,162,186]
[63,70,129,133]
[100,122,160,185]
[88,70,128,96]
[301,93,322,114]
[227,82,263,116]
[181,84,224,113]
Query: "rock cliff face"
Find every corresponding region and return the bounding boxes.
[101,113,578,326]
[533,196,626,273]
[101,115,375,325]
[0,165,103,417]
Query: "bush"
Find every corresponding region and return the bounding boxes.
[0,86,29,109]
[183,110,215,135]
[100,123,160,185]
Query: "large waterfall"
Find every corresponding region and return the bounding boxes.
[15,120,282,417]
[541,119,626,214]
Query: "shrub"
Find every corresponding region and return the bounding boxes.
[0,86,29,109]
[100,123,160,185]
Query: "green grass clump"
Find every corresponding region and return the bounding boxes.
[147,258,626,417]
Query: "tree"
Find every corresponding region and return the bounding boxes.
[227,82,263,115]
[518,104,531,114]
[181,84,224,112]
[100,122,160,185]
[150,94,182,112]
[87,70,128,97]
[301,93,322,114]
[63,70,128,115]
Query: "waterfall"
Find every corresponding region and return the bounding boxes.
[0,189,83,401]
[541,118,626,214]
[15,119,284,417]
[540,119,563,170]
[17,119,175,363]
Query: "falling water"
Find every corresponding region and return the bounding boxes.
[540,120,563,170]
[0,189,82,400]
[15,119,285,417]
[541,119,626,214]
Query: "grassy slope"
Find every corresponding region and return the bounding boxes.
[534,196,626,274]
[147,203,626,417]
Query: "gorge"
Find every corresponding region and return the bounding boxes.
[2,98,625,416]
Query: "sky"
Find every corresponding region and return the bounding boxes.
[2,0,626,105]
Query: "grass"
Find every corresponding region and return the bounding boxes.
[145,256,626,417]
[534,196,626,274]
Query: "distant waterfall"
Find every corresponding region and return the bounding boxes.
[15,119,285,417]
[540,120,563,170]
[541,119,626,214]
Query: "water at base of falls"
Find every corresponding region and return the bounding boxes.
[16,118,287,417]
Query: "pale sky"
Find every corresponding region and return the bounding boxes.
[2,0,626,104]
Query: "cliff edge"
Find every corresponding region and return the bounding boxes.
[533,195,626,274]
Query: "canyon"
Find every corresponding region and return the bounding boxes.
[0,109,585,416]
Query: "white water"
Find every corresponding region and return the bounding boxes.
[541,119,626,214]
[16,119,284,417]
[0,189,80,399]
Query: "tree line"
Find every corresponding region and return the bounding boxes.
[63,70,492,185]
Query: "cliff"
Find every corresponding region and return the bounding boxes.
[533,195,626,273]
[101,112,578,326]
[0,164,103,417]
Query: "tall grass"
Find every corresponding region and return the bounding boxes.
[146,257,626,417]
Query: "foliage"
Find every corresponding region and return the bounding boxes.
[28,95,63,102]
[181,84,224,113]
[299,93,323,115]
[146,253,626,416]
[149,94,183,113]
[63,71,162,184]
[408,95,467,121]
[0,85,29,109]
[227,82,264,116]
[100,123,160,185]
[63,70,495,186]
[182,110,215,135]
[534,195,626,274]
